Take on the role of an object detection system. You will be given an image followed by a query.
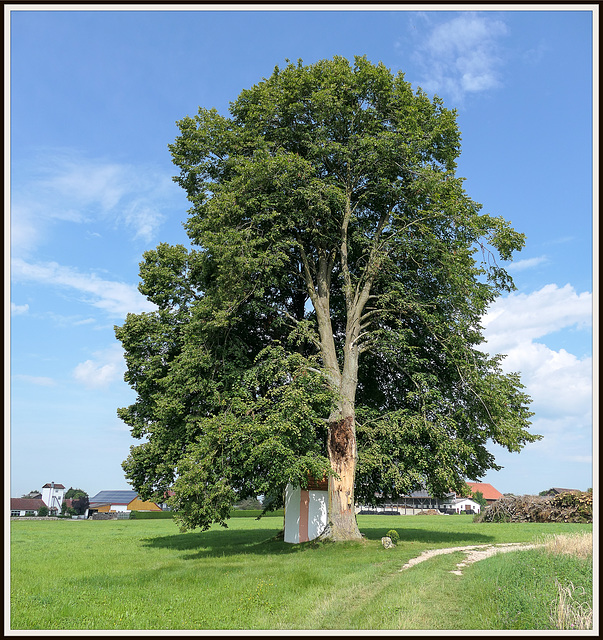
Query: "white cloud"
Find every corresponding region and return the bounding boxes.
[481,283,592,460]
[37,156,170,242]
[40,160,127,211]
[13,374,56,387]
[10,203,44,257]
[73,344,126,389]
[11,257,157,318]
[410,13,508,103]
[482,283,592,354]
[73,317,97,326]
[10,150,180,255]
[11,302,29,315]
[526,415,592,464]
[500,342,592,418]
[507,256,548,272]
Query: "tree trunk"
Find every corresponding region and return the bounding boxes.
[325,414,363,541]
[302,220,364,541]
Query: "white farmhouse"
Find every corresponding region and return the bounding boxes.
[443,496,482,514]
[10,481,67,517]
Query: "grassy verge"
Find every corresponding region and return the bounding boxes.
[10,515,592,631]
[453,533,593,630]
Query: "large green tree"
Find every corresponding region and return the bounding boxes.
[64,487,88,500]
[116,56,538,541]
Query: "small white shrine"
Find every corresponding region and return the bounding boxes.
[283,477,329,544]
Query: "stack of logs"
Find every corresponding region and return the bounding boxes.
[476,491,592,523]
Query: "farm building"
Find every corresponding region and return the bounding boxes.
[442,496,482,514]
[284,477,328,544]
[465,482,503,504]
[10,498,46,517]
[358,489,455,514]
[10,481,67,517]
[358,482,502,515]
[41,482,66,513]
[87,490,162,516]
[543,487,581,496]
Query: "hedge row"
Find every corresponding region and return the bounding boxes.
[129,511,176,519]
[129,509,284,520]
[229,509,284,518]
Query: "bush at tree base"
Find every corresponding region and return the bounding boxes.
[475,492,592,523]
[386,529,400,544]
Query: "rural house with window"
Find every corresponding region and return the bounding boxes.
[10,498,47,517]
[10,482,66,517]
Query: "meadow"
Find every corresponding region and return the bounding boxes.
[10,514,593,631]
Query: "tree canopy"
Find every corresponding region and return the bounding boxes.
[471,491,489,508]
[65,487,88,500]
[116,56,539,539]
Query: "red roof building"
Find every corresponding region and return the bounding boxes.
[10,498,46,516]
[466,482,503,503]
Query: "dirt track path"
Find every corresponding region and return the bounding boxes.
[400,542,543,575]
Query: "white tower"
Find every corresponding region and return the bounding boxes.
[41,482,66,514]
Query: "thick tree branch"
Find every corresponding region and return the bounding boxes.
[297,239,318,306]
[353,209,391,315]
[340,185,354,308]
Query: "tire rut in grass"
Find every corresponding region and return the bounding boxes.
[400,543,543,575]
[308,567,402,629]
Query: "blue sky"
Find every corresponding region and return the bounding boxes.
[7,6,596,500]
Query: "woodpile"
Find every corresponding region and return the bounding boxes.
[476,492,592,523]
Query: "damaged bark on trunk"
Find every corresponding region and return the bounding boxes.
[325,415,362,540]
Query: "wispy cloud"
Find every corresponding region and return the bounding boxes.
[11,302,29,315]
[507,256,548,272]
[408,13,508,103]
[10,150,181,256]
[73,344,126,389]
[39,312,99,328]
[526,415,592,465]
[13,374,57,387]
[11,257,156,318]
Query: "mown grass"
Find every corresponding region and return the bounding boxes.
[10,515,593,631]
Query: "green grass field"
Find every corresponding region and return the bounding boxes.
[10,514,592,631]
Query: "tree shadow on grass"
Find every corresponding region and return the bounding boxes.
[359,526,495,546]
[140,525,302,559]
[140,516,496,558]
